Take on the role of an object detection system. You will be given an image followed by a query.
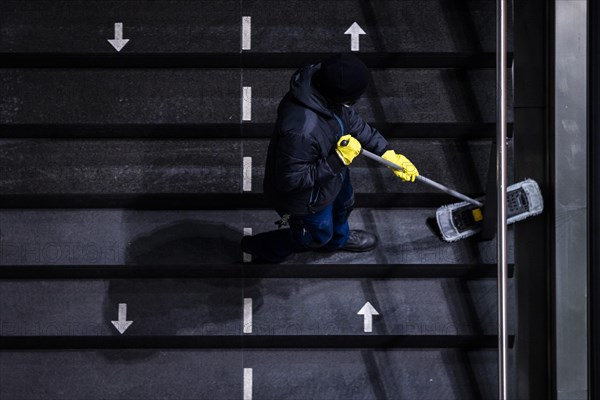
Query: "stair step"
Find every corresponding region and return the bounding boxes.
[0,264,514,279]
[0,349,499,399]
[0,0,503,54]
[0,209,513,265]
[0,193,485,209]
[0,277,513,337]
[0,139,495,196]
[0,68,509,125]
[1,336,513,349]
[0,122,507,139]
[1,52,510,69]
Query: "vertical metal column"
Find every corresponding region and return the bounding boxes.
[591,1,600,394]
[496,0,508,399]
[591,3,600,397]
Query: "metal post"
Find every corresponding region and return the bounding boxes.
[496,0,509,399]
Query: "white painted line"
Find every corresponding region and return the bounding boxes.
[111,303,133,334]
[242,16,251,50]
[243,298,253,333]
[243,368,253,400]
[243,156,252,191]
[345,22,366,52]
[357,301,379,333]
[242,86,252,121]
[243,227,252,263]
[107,22,130,52]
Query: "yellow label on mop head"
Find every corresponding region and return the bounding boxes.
[472,208,483,222]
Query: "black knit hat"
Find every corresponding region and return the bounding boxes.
[315,54,369,103]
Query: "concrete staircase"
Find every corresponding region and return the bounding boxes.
[0,1,514,399]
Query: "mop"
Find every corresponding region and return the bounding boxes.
[358,148,544,242]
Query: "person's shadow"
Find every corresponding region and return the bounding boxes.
[124,219,242,265]
[101,219,263,362]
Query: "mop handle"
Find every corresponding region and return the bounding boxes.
[360,149,484,208]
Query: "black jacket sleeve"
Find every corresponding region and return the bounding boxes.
[346,106,389,155]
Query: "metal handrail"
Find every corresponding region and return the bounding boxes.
[497,0,509,399]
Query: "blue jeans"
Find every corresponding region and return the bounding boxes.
[244,171,354,263]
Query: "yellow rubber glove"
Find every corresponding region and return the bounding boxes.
[381,150,419,182]
[335,134,362,165]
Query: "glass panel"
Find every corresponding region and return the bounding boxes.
[555,2,588,399]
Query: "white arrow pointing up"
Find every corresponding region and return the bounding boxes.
[107,22,130,52]
[357,302,379,333]
[345,22,366,52]
[111,303,133,334]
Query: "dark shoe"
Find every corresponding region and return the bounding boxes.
[340,230,378,252]
[240,234,285,264]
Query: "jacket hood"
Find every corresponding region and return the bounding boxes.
[288,64,332,117]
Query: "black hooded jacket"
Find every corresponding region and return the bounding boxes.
[263,64,389,216]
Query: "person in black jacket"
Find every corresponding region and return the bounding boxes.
[241,54,418,263]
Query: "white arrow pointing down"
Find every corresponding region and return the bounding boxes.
[345,22,366,52]
[357,302,379,333]
[111,303,133,334]
[107,22,130,52]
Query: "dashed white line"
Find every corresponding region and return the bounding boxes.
[242,86,252,121]
[243,368,253,400]
[243,156,252,191]
[242,16,251,50]
[243,227,253,263]
[243,298,253,333]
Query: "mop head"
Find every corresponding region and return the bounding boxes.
[435,178,544,242]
